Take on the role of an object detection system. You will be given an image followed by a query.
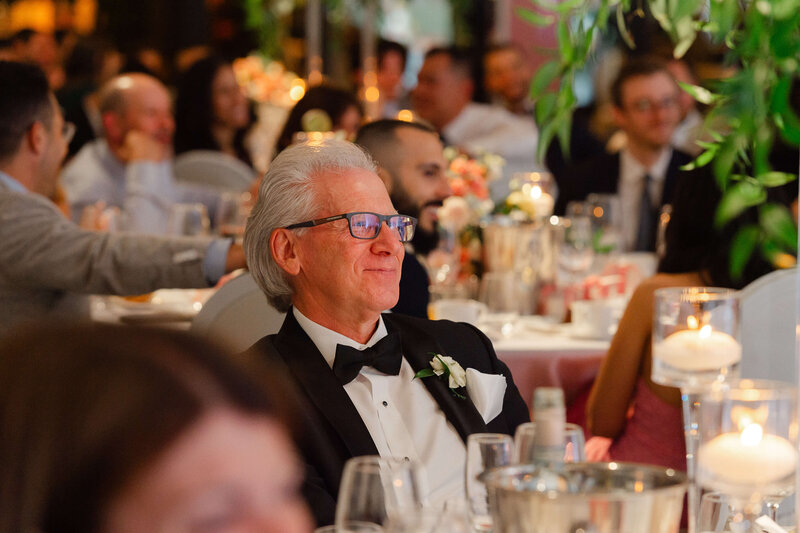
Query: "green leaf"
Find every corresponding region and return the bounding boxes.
[616,5,636,49]
[514,6,555,27]
[757,171,797,187]
[534,92,558,125]
[715,180,767,227]
[681,147,717,170]
[413,368,436,379]
[556,19,574,62]
[729,225,761,280]
[530,60,561,99]
[678,81,718,105]
[537,119,558,166]
[760,203,798,251]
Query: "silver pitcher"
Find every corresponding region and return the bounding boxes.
[478,462,687,533]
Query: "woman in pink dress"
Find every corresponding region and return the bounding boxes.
[585,169,789,471]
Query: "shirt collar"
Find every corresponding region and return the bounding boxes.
[0,170,28,194]
[620,146,673,183]
[292,307,388,369]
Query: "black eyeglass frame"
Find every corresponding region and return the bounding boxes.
[284,211,418,242]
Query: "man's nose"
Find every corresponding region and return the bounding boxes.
[371,220,404,254]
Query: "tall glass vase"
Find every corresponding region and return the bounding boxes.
[651,287,741,533]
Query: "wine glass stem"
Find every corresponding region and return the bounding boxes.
[681,389,700,533]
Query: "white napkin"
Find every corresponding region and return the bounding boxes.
[466,368,507,423]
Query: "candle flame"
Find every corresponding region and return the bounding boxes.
[699,325,712,339]
[740,423,763,446]
[397,109,414,122]
[530,185,542,199]
[687,316,699,329]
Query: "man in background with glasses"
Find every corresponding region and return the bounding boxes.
[556,58,693,252]
[243,139,529,526]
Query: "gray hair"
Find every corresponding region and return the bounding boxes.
[244,139,378,312]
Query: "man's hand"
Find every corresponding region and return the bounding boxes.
[119,130,170,162]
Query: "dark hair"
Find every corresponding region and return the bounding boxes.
[11,28,36,45]
[0,323,290,533]
[610,57,674,108]
[276,85,362,153]
[424,46,473,79]
[658,169,777,289]
[63,36,114,83]
[0,61,53,163]
[174,55,252,164]
[378,39,407,70]
[354,119,436,170]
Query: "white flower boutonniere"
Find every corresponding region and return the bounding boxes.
[414,353,467,399]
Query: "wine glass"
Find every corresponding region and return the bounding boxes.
[651,287,740,533]
[166,203,210,236]
[335,456,423,531]
[478,272,521,338]
[513,422,586,464]
[465,433,513,532]
[216,191,252,239]
[697,380,797,530]
[554,216,594,287]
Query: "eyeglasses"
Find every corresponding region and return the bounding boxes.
[626,96,678,113]
[285,212,417,242]
[62,121,76,144]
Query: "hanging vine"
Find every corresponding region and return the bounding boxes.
[519,0,800,276]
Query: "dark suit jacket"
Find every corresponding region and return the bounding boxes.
[392,252,430,319]
[244,311,530,525]
[555,148,693,216]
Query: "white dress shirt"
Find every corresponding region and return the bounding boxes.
[618,147,673,250]
[292,308,467,507]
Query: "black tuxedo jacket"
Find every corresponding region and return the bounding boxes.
[554,148,693,215]
[245,311,530,525]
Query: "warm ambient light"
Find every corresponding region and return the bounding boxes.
[740,423,763,446]
[396,109,414,122]
[365,86,380,102]
[687,316,699,329]
[699,325,712,339]
[289,79,306,102]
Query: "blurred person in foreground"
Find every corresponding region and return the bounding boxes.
[0,61,245,337]
[483,43,533,116]
[174,54,255,167]
[585,169,789,472]
[355,119,452,318]
[0,323,313,533]
[242,139,529,525]
[412,46,543,201]
[61,72,225,234]
[556,58,692,251]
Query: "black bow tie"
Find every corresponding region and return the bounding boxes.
[333,332,402,385]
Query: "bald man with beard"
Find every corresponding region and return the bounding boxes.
[356,119,452,318]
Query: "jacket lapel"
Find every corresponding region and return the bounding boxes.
[384,314,487,443]
[272,312,379,458]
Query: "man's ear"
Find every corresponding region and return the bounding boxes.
[376,166,394,194]
[270,228,301,276]
[612,105,626,129]
[26,121,47,156]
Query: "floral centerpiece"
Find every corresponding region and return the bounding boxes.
[232,54,305,107]
[431,148,500,283]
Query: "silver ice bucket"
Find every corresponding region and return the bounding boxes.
[478,462,687,533]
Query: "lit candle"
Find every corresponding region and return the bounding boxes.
[698,422,797,486]
[653,323,741,371]
[527,185,554,218]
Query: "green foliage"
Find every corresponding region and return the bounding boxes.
[523,0,800,272]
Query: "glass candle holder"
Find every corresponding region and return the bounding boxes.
[651,287,741,533]
[698,380,797,502]
[509,172,555,219]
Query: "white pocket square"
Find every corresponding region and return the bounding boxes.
[466,368,506,423]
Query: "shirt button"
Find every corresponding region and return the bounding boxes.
[382,401,388,407]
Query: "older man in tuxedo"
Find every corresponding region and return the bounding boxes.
[243,139,529,525]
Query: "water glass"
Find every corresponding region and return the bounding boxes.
[513,422,586,464]
[465,433,514,532]
[478,272,521,337]
[553,216,594,282]
[384,507,471,533]
[335,456,423,530]
[216,191,252,238]
[166,203,210,236]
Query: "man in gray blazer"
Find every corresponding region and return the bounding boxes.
[0,61,246,336]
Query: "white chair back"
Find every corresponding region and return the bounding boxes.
[191,272,285,352]
[174,150,256,191]
[739,267,797,383]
